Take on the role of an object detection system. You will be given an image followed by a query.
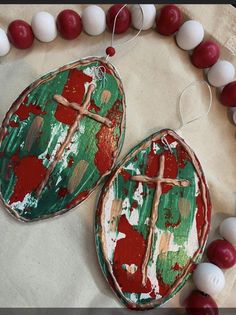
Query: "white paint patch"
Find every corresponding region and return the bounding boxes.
[183,210,199,257]
[140,293,152,300]
[55,175,62,186]
[133,182,144,207]
[147,227,163,295]
[129,208,139,225]
[121,197,140,226]
[123,263,138,274]
[104,187,116,262]
[124,162,136,172]
[170,141,178,149]
[167,233,181,253]
[79,123,85,134]
[122,197,131,214]
[83,67,99,87]
[11,193,38,214]
[153,142,161,154]
[130,293,138,303]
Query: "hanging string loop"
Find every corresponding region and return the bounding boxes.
[175,80,213,133]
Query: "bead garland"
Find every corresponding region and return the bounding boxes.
[1,4,236,312]
[0,4,235,124]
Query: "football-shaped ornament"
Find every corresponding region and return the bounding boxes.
[95,129,211,309]
[0,57,125,221]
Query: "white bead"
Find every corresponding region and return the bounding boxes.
[220,217,236,246]
[176,20,204,50]
[131,4,156,31]
[82,5,106,36]
[207,60,235,88]
[0,28,10,56]
[31,11,57,42]
[193,262,225,296]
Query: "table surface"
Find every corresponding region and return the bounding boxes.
[0,4,235,310]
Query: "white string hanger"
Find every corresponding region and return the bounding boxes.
[105,4,144,61]
[175,80,213,133]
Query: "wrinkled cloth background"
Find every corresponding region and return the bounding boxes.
[0,4,235,309]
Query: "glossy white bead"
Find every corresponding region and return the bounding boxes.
[131,4,156,31]
[176,20,204,50]
[220,217,236,246]
[207,60,235,88]
[0,28,10,56]
[82,5,106,36]
[31,11,57,42]
[193,262,225,296]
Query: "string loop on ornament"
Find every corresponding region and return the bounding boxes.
[175,80,213,133]
[105,4,144,61]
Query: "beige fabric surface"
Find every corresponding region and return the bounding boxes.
[0,4,235,309]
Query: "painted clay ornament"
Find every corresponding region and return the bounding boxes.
[95,82,212,309]
[0,56,125,221]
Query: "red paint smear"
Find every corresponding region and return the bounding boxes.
[68,156,74,168]
[165,217,181,228]
[9,156,47,204]
[176,144,190,169]
[172,262,182,271]
[15,104,46,121]
[88,99,100,113]
[113,215,152,294]
[94,100,123,175]
[145,141,160,188]
[131,200,138,209]
[58,187,69,198]
[66,190,89,208]
[156,273,170,297]
[54,69,92,126]
[9,121,19,128]
[120,168,131,182]
[195,193,206,241]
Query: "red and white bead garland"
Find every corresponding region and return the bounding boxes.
[185,217,236,315]
[0,4,235,122]
[0,3,236,310]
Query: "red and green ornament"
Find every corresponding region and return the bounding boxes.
[95,128,211,310]
[0,56,125,221]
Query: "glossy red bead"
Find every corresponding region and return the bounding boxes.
[7,19,34,49]
[220,81,236,107]
[191,40,220,69]
[56,9,82,40]
[106,4,131,34]
[156,5,183,36]
[207,239,236,268]
[185,290,218,315]
[106,46,116,57]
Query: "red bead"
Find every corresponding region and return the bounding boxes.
[106,4,131,34]
[56,9,82,40]
[191,40,220,69]
[7,19,34,49]
[207,239,236,268]
[106,46,116,57]
[185,290,218,315]
[156,5,183,36]
[220,81,236,107]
